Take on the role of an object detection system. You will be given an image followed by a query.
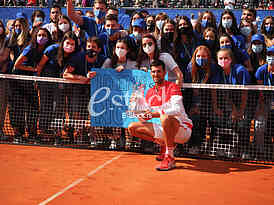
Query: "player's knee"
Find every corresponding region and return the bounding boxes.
[128,122,138,136]
[160,114,172,124]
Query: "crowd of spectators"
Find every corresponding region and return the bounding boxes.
[0,0,273,9]
[0,0,273,159]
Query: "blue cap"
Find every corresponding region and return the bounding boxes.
[16,12,27,19]
[132,18,146,29]
[267,45,274,53]
[251,34,265,43]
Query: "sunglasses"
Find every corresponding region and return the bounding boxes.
[142,42,153,47]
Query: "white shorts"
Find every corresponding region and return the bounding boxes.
[152,123,192,144]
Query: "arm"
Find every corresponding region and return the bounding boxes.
[14,54,37,72]
[63,65,90,84]
[211,89,223,116]
[244,58,253,73]
[0,47,10,63]
[173,66,183,86]
[67,0,84,26]
[36,54,49,76]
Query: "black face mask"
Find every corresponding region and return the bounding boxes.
[179,27,192,35]
[163,32,174,42]
[86,49,97,58]
[147,23,155,32]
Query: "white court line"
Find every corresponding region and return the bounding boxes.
[38,154,122,205]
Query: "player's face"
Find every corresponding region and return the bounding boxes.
[151,65,166,85]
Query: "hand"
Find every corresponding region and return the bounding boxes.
[87,71,96,79]
[116,65,125,72]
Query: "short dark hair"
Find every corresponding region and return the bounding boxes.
[105,14,118,23]
[93,0,107,6]
[150,59,166,72]
[51,5,62,12]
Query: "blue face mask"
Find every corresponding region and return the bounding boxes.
[94,10,106,19]
[196,58,208,67]
[205,39,215,47]
[265,25,273,33]
[201,19,210,28]
[240,26,252,37]
[15,28,21,35]
[106,28,117,36]
[220,44,232,49]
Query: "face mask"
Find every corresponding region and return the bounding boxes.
[251,44,263,53]
[179,27,192,35]
[15,28,22,35]
[220,44,232,49]
[35,17,43,23]
[59,23,70,33]
[218,59,232,68]
[163,32,174,41]
[196,58,208,67]
[225,4,234,10]
[265,25,273,34]
[156,20,164,31]
[147,23,155,32]
[132,31,142,40]
[86,49,97,58]
[266,56,274,65]
[37,36,48,45]
[94,10,106,19]
[0,27,3,35]
[205,39,215,47]
[201,19,210,28]
[115,48,127,58]
[106,28,117,36]
[240,26,252,36]
[222,19,232,29]
[63,44,74,53]
[143,44,155,55]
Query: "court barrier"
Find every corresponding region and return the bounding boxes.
[0,74,273,164]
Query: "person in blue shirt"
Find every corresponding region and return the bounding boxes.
[10,28,52,143]
[216,48,251,159]
[185,45,223,154]
[255,45,274,159]
[67,0,107,37]
[36,32,80,144]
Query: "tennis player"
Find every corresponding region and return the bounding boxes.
[128,59,192,171]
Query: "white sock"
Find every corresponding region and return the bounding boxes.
[165,146,174,158]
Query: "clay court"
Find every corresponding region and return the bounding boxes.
[1,144,274,205]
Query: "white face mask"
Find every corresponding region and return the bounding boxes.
[266,56,274,65]
[115,48,127,58]
[58,23,70,33]
[143,44,155,55]
[156,20,164,31]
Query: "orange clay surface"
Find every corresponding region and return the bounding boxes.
[0,144,274,205]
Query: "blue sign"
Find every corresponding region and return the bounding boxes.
[89,68,160,128]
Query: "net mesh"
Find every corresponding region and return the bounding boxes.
[0,74,273,163]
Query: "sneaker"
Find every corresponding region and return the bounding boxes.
[156,155,176,171]
[156,145,166,161]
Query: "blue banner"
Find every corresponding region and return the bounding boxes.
[89,68,161,128]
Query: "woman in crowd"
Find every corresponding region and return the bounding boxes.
[160,18,176,54]
[153,12,169,49]
[173,16,200,82]
[10,27,52,143]
[137,33,183,85]
[0,20,10,138]
[146,15,156,33]
[53,15,73,43]
[36,32,79,144]
[102,38,138,70]
[194,10,217,40]
[201,27,219,62]
[260,16,274,48]
[128,11,145,35]
[217,10,246,50]
[185,45,222,154]
[238,19,257,49]
[215,48,251,158]
[218,33,252,73]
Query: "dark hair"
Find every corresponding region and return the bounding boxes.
[195,10,217,34]
[56,15,73,41]
[0,20,6,48]
[218,10,241,36]
[242,8,257,19]
[261,16,274,38]
[150,59,165,72]
[31,10,45,24]
[93,0,107,6]
[129,11,145,34]
[86,36,103,50]
[105,14,118,23]
[30,27,52,49]
[57,31,79,68]
[51,5,62,12]
[107,6,118,13]
[137,33,160,67]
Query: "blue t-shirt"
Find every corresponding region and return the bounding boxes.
[80,16,98,38]
[255,64,273,86]
[42,43,62,77]
[232,34,246,50]
[222,64,251,85]
[185,62,223,84]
